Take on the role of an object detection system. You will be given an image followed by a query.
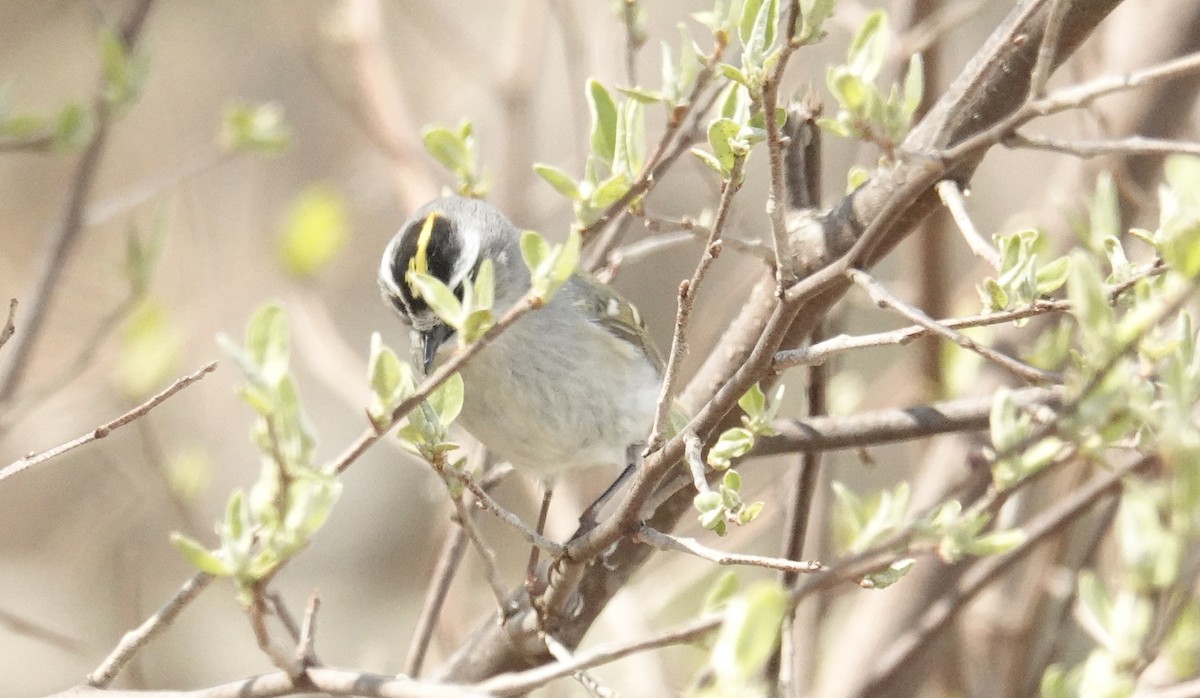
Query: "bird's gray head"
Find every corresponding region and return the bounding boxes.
[378,196,526,370]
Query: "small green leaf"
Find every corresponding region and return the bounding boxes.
[691,147,725,174]
[279,185,349,279]
[422,126,470,175]
[520,229,550,271]
[847,11,888,83]
[407,272,463,328]
[798,0,836,44]
[707,427,755,469]
[722,469,742,493]
[552,229,582,284]
[861,558,914,589]
[427,372,465,426]
[738,501,764,524]
[1035,256,1071,295]
[245,303,289,384]
[694,490,723,512]
[965,528,1027,556]
[533,163,582,200]
[902,54,924,118]
[367,332,411,421]
[737,383,766,420]
[707,117,741,174]
[587,79,619,166]
[98,25,147,111]
[170,532,229,575]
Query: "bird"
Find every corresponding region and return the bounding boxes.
[377,196,664,522]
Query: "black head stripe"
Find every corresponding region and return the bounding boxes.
[390,212,461,316]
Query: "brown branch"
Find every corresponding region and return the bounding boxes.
[1005,132,1200,158]
[0,361,218,484]
[847,268,1059,384]
[405,527,468,677]
[87,572,213,688]
[645,157,744,453]
[0,0,156,405]
[0,299,15,351]
[753,386,1063,456]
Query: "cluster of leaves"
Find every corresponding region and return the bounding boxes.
[422,120,488,198]
[694,384,778,535]
[172,305,340,605]
[820,10,922,156]
[534,79,647,227]
[978,228,1071,314]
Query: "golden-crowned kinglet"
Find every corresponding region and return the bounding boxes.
[378,196,664,482]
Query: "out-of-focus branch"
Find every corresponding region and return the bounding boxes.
[60,668,490,698]
[0,299,15,352]
[1005,132,1200,158]
[0,0,156,405]
[635,525,823,574]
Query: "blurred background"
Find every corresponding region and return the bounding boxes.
[1,1,1196,696]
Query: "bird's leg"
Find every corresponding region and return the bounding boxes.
[525,479,555,597]
[570,445,641,540]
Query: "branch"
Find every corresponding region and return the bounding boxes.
[0,0,156,405]
[1004,132,1200,158]
[753,386,1063,456]
[87,572,213,688]
[635,525,823,575]
[405,527,468,677]
[0,299,15,352]
[0,361,218,484]
[474,614,722,696]
[935,180,1001,269]
[847,268,1059,384]
[645,156,744,453]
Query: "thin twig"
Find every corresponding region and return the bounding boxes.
[847,268,1059,384]
[620,0,644,86]
[642,217,776,262]
[644,157,744,454]
[87,572,213,688]
[405,527,468,677]
[935,180,1001,269]
[65,667,492,698]
[0,361,218,484]
[1030,0,1070,97]
[636,525,823,575]
[541,634,614,698]
[939,50,1200,163]
[444,467,565,555]
[0,299,15,351]
[296,592,320,668]
[759,0,805,288]
[476,615,719,696]
[248,587,303,678]
[266,591,302,643]
[447,487,517,616]
[682,430,710,494]
[1005,132,1200,159]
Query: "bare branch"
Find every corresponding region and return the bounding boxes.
[296,592,321,668]
[475,615,722,696]
[645,156,744,453]
[0,361,218,484]
[1005,132,1200,158]
[64,667,492,698]
[448,489,517,617]
[406,528,468,677]
[753,386,1063,456]
[847,269,1059,384]
[0,0,156,405]
[935,180,1001,269]
[87,572,213,688]
[636,525,823,575]
[0,299,15,351]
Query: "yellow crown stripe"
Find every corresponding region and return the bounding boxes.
[407,211,442,284]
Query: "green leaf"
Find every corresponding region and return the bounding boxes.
[1085,171,1120,251]
[124,213,168,297]
[279,185,349,279]
[738,501,765,524]
[798,0,836,44]
[427,372,465,426]
[722,469,742,493]
[245,303,290,384]
[902,54,924,118]
[741,0,779,71]
[422,125,470,176]
[587,79,619,166]
[694,490,723,512]
[407,272,463,328]
[590,171,630,209]
[847,10,888,83]
[170,532,229,575]
[737,383,766,420]
[861,558,914,589]
[707,117,741,174]
[1035,256,1071,295]
[830,70,869,112]
[965,528,1027,556]
[711,584,787,683]
[553,229,582,285]
[533,163,582,200]
[691,147,725,174]
[98,25,147,112]
[707,427,755,469]
[520,229,550,271]
[221,102,292,153]
[472,258,495,311]
[367,332,411,421]
[703,571,739,613]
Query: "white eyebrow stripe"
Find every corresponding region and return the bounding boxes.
[447,223,480,289]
